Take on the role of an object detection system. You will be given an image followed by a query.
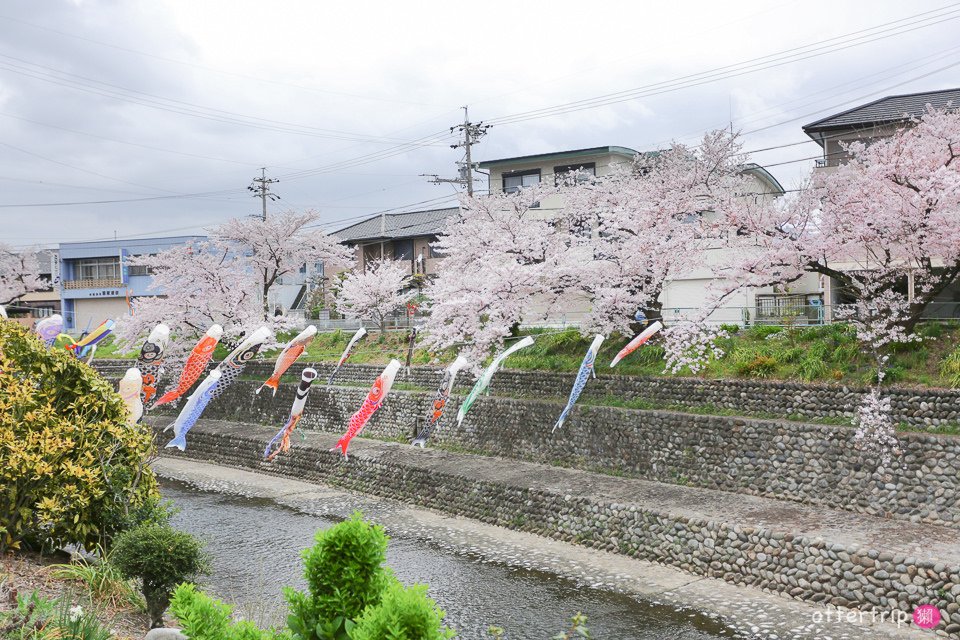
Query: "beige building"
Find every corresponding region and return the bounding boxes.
[479,147,819,326]
[803,87,960,320]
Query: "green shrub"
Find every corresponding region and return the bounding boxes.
[169,583,289,640]
[350,583,454,640]
[111,523,209,628]
[941,347,960,387]
[0,321,158,552]
[746,325,782,340]
[718,323,741,334]
[284,512,393,640]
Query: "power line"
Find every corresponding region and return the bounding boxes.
[480,5,960,128]
[0,12,445,109]
[0,52,455,145]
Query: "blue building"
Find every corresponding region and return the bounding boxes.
[59,236,205,331]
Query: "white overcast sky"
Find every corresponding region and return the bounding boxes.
[0,0,958,248]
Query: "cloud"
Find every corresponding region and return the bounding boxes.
[0,0,956,246]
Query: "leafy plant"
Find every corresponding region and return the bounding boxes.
[941,346,960,387]
[0,590,56,638]
[284,512,393,640]
[51,546,145,610]
[349,583,455,640]
[552,612,591,639]
[111,523,209,628]
[169,583,290,640]
[0,321,158,552]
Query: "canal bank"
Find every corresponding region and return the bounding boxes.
[154,452,931,639]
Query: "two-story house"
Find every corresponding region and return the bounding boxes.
[332,207,458,276]
[479,146,817,326]
[59,236,205,331]
[804,87,960,319]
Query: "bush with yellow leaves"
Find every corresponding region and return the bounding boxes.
[0,319,158,552]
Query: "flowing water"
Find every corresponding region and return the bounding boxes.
[163,480,743,640]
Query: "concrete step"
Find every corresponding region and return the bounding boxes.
[147,416,960,636]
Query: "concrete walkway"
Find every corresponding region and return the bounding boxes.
[155,456,930,640]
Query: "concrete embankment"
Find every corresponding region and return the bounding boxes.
[149,417,960,637]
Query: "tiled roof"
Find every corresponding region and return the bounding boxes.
[332,207,459,243]
[803,88,960,132]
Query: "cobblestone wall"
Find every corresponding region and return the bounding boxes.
[164,425,960,636]
[148,376,960,528]
[96,359,960,429]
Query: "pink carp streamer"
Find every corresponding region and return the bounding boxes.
[257,325,317,396]
[609,320,663,368]
[331,359,401,459]
[153,324,222,408]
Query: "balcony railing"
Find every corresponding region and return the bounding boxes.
[814,158,828,168]
[63,277,123,290]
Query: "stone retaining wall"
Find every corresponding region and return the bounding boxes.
[162,424,960,636]
[95,359,960,429]
[153,377,960,528]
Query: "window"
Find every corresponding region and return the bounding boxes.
[392,239,414,261]
[553,162,595,185]
[76,257,120,280]
[429,244,446,259]
[127,265,153,276]
[502,169,541,193]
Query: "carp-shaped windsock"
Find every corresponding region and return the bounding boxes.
[138,323,170,405]
[331,359,401,459]
[119,367,143,426]
[457,336,534,426]
[327,327,366,385]
[553,334,604,432]
[257,325,316,396]
[35,314,64,348]
[609,321,663,368]
[412,355,469,448]
[164,369,222,451]
[264,368,318,461]
[153,324,223,408]
[211,326,272,400]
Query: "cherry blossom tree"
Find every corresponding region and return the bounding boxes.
[112,241,260,355]
[113,211,351,355]
[335,258,413,334]
[423,183,574,363]
[558,130,752,337]
[673,108,960,460]
[213,210,353,319]
[0,243,44,307]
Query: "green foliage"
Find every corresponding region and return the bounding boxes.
[111,523,209,627]
[0,591,112,640]
[0,320,158,553]
[746,325,782,340]
[718,323,741,334]
[940,346,960,388]
[551,612,592,639]
[284,512,393,640]
[169,583,290,640]
[51,546,145,611]
[349,583,454,640]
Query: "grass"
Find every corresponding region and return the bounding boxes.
[95,320,960,389]
[50,550,145,612]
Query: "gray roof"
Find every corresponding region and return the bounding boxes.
[803,87,960,133]
[478,146,641,169]
[332,207,459,243]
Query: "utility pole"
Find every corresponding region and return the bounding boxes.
[248,168,280,220]
[424,106,490,196]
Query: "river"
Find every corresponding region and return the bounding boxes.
[162,479,744,640]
